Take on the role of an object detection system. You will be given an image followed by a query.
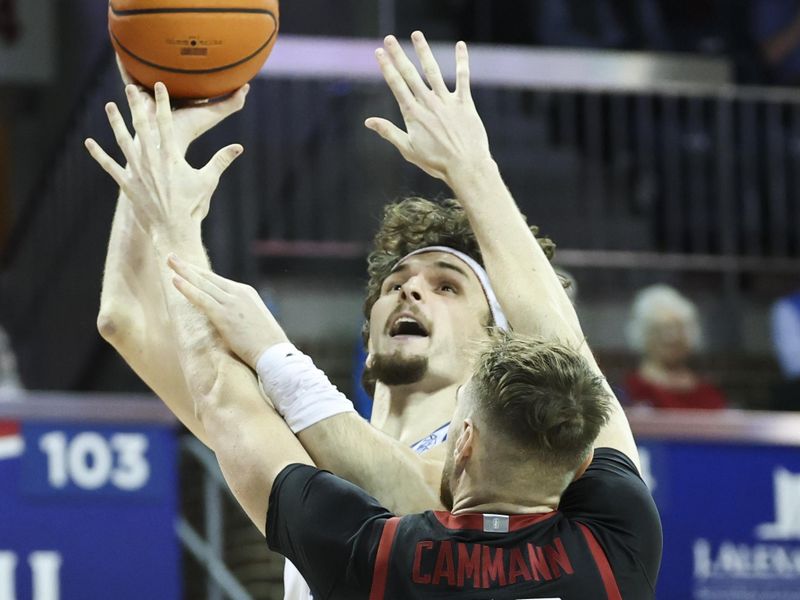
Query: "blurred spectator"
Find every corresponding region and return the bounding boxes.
[751,0,800,84]
[770,289,800,409]
[624,284,726,409]
[657,0,728,54]
[0,326,23,393]
[772,289,800,378]
[534,0,669,51]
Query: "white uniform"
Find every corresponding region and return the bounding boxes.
[281,422,451,600]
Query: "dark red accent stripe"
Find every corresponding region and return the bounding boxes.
[369,517,400,600]
[0,420,20,436]
[433,510,557,532]
[578,523,622,600]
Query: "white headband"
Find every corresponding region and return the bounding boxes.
[399,246,509,331]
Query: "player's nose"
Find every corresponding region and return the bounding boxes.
[400,275,424,302]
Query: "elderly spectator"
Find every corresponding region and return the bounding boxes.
[624,285,726,409]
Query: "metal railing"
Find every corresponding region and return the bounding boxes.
[239,76,800,267]
[178,436,255,600]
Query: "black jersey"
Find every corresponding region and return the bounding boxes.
[267,448,662,599]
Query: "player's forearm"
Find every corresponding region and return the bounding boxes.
[98,194,212,443]
[297,414,442,514]
[98,193,152,328]
[254,345,441,513]
[151,223,226,404]
[198,359,314,534]
[447,159,581,340]
[151,228,313,532]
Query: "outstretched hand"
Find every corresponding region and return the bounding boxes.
[167,254,288,368]
[365,32,492,185]
[116,56,250,159]
[85,82,243,234]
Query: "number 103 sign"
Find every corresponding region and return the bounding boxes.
[21,424,173,499]
[1,421,180,599]
[37,430,150,493]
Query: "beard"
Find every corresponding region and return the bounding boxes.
[368,351,429,386]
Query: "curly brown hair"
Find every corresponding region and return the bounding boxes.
[361,196,557,344]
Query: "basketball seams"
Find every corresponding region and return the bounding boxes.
[110,25,277,75]
[108,0,279,99]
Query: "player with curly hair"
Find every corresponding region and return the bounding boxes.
[89,31,657,599]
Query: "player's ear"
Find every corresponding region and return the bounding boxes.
[364,335,374,368]
[454,418,474,466]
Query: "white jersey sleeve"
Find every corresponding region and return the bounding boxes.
[282,560,313,600]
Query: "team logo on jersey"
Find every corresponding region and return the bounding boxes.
[483,514,509,533]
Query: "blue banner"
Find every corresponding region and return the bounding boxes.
[639,441,800,600]
[0,420,180,600]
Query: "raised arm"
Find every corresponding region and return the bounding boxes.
[97,75,250,447]
[166,257,444,514]
[365,33,639,467]
[87,83,312,533]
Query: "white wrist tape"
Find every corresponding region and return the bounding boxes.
[256,342,356,433]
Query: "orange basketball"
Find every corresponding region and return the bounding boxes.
[108,0,279,100]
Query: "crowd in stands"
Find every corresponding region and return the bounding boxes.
[3,278,799,411]
[402,0,800,85]
[4,1,800,408]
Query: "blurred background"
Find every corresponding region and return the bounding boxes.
[1,1,800,599]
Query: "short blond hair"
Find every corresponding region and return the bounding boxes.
[472,332,611,472]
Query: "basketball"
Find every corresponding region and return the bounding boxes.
[108,0,279,100]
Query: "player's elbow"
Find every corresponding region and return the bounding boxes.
[97,308,130,344]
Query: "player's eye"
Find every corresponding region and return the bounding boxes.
[440,283,457,293]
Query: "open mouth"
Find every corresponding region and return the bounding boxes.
[390,316,430,337]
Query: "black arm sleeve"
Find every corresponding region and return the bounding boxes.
[559,448,663,591]
[266,464,395,599]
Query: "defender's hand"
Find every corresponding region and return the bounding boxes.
[365,32,492,185]
[167,254,288,368]
[85,82,243,234]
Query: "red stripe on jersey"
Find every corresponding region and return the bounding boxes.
[0,420,20,437]
[433,511,557,532]
[578,523,622,600]
[369,516,400,600]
